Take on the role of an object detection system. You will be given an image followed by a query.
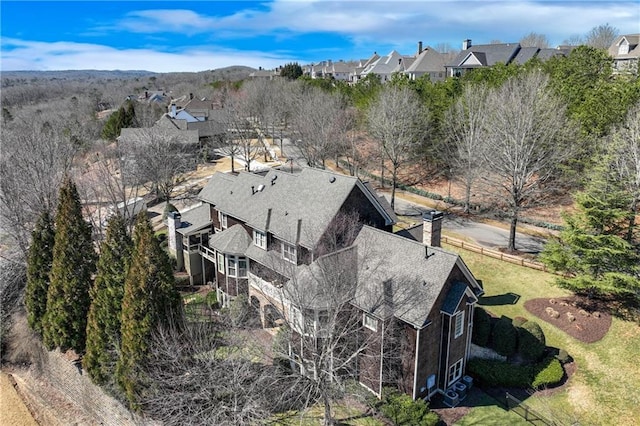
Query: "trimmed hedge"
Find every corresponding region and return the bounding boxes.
[467,356,564,389]
[532,357,564,389]
[467,358,533,388]
[518,321,546,361]
[472,307,491,346]
[492,316,518,357]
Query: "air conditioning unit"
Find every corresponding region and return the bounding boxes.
[443,389,459,407]
[463,375,474,390]
[454,382,467,400]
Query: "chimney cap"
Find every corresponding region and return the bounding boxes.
[422,210,444,222]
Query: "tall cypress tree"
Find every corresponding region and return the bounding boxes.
[116,212,181,409]
[42,177,96,352]
[25,210,55,335]
[84,214,132,386]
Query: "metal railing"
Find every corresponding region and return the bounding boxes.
[505,392,557,426]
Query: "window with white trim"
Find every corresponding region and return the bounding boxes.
[290,306,303,332]
[282,242,297,263]
[218,211,228,229]
[448,358,463,386]
[254,230,266,249]
[238,258,247,278]
[227,257,237,277]
[454,311,464,338]
[363,313,378,331]
[217,253,224,274]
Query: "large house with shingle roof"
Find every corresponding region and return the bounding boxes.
[167,167,483,401]
[446,39,571,77]
[609,34,640,75]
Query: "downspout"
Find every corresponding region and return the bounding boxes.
[379,320,385,398]
[466,304,474,364]
[412,326,420,399]
[445,314,452,389]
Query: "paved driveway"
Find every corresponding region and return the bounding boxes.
[388,195,547,254]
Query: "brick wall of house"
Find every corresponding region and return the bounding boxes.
[358,320,382,395]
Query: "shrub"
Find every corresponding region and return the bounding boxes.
[513,316,528,327]
[518,321,546,361]
[380,388,439,426]
[472,307,491,347]
[556,349,572,364]
[467,358,533,388]
[492,316,518,357]
[532,357,564,389]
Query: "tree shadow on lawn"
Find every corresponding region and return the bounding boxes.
[479,292,521,306]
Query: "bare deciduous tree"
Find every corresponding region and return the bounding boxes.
[120,127,194,202]
[519,32,550,48]
[0,113,77,258]
[609,101,640,242]
[482,71,573,251]
[585,23,618,49]
[142,320,315,425]
[292,86,349,169]
[367,85,428,209]
[444,83,490,213]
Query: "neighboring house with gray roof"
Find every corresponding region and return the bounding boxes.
[609,34,640,75]
[167,167,482,401]
[447,39,572,77]
[404,46,447,82]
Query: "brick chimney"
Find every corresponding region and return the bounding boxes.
[423,210,444,247]
[463,39,472,50]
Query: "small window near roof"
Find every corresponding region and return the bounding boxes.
[282,242,296,263]
[254,230,266,249]
[218,211,228,229]
[363,313,378,331]
[454,311,464,338]
[217,253,224,274]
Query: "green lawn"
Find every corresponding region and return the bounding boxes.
[446,243,640,426]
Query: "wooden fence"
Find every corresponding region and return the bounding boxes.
[441,236,549,273]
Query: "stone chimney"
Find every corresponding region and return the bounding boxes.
[423,210,444,247]
[463,39,472,50]
[418,41,423,55]
[167,211,183,270]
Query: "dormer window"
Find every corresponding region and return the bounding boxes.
[282,242,297,263]
[254,230,267,249]
[218,211,228,230]
[618,40,629,55]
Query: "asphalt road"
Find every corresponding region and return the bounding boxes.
[387,194,547,254]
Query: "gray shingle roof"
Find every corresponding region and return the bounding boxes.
[441,281,469,315]
[198,168,394,249]
[448,43,521,68]
[352,226,463,328]
[208,224,251,255]
[176,204,212,235]
[118,125,199,145]
[405,48,446,73]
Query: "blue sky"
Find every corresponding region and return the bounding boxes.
[1,1,639,72]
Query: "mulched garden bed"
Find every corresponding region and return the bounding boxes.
[524,295,612,343]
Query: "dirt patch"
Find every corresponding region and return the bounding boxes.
[0,371,38,426]
[524,296,612,343]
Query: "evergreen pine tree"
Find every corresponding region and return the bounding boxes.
[541,170,640,298]
[42,177,96,352]
[116,212,181,409]
[25,210,55,335]
[84,214,132,386]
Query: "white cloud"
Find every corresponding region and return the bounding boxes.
[0,38,295,72]
[107,1,640,47]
